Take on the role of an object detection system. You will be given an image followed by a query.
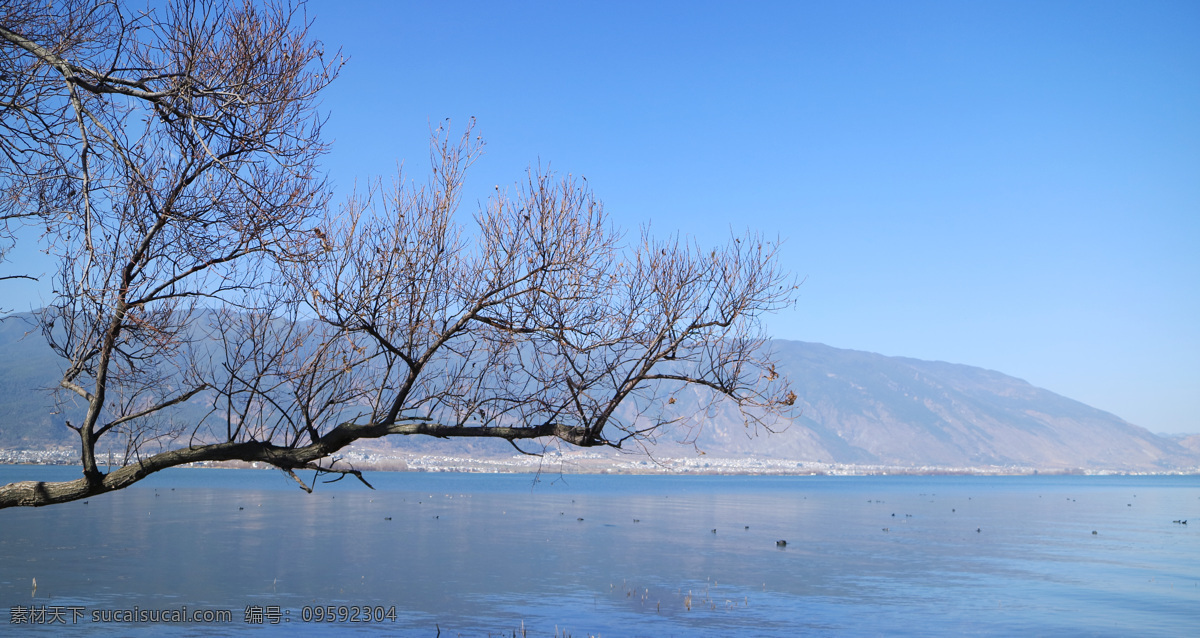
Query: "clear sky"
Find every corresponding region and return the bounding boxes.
[4,1,1198,434]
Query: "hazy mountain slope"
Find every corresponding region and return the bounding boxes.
[1170,434,1200,456]
[0,315,74,448]
[674,341,1195,470]
[0,314,1194,470]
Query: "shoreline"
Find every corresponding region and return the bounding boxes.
[3,448,1197,477]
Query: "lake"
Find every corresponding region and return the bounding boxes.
[1,466,1197,636]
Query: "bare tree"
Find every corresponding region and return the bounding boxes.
[0,1,797,509]
[0,0,339,506]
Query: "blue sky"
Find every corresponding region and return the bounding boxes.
[5,1,1198,434]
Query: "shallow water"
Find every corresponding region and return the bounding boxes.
[1,467,1197,636]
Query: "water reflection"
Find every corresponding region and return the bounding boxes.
[1,468,1197,636]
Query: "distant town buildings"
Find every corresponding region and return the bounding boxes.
[1,447,1190,476]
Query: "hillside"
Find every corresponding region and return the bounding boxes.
[0,315,74,448]
[671,341,1196,471]
[1,313,1195,471]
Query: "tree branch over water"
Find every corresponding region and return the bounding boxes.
[0,0,797,509]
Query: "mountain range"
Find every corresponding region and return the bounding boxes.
[1,313,1195,472]
[672,341,1197,471]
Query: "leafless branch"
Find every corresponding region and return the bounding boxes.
[0,1,798,509]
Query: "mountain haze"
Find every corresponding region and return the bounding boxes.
[0,313,1194,471]
[674,341,1195,471]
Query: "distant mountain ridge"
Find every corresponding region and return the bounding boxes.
[671,341,1197,471]
[0,313,1195,471]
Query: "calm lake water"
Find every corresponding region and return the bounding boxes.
[1,466,1197,636]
